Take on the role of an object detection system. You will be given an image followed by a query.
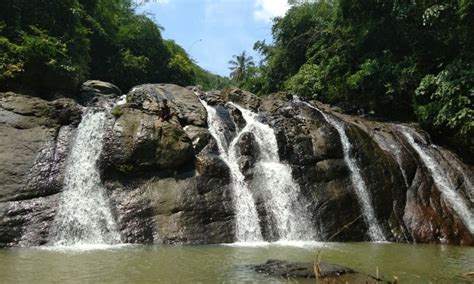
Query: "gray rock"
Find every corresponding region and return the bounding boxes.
[80,80,122,106]
[144,177,235,244]
[200,90,226,106]
[128,84,207,127]
[100,108,195,175]
[195,154,230,180]
[0,93,80,246]
[183,125,211,154]
[1,84,473,247]
[250,259,387,283]
[236,132,259,180]
[223,88,261,111]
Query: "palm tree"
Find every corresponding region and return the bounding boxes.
[228,51,255,82]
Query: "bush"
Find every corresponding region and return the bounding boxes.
[1,27,82,97]
[415,60,474,158]
[285,63,323,98]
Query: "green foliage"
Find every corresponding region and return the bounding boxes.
[0,0,90,97]
[228,51,255,82]
[284,63,323,98]
[415,60,474,138]
[0,0,224,96]
[165,40,195,87]
[19,28,82,93]
[194,65,230,91]
[0,26,83,96]
[0,34,22,81]
[249,0,473,154]
[238,66,264,95]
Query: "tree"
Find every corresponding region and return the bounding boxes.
[228,51,255,82]
[249,0,473,159]
[0,0,226,96]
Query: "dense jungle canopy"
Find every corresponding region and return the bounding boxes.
[240,0,474,156]
[0,0,228,97]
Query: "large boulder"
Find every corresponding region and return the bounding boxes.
[79,80,122,106]
[106,174,235,244]
[128,84,207,127]
[222,88,261,111]
[98,84,236,245]
[100,108,195,176]
[100,84,210,177]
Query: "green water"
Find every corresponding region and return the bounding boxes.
[0,242,473,283]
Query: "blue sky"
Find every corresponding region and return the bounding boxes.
[137,0,290,77]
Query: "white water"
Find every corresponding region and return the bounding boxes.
[295,99,385,241]
[199,99,263,242]
[49,111,121,246]
[231,104,315,241]
[372,131,410,187]
[436,147,474,203]
[398,126,474,234]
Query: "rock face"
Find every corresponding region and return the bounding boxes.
[0,92,81,246]
[0,82,473,247]
[99,84,235,244]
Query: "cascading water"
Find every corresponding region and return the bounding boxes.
[230,104,315,241]
[48,110,121,246]
[372,130,410,187]
[398,125,474,234]
[436,147,474,203]
[295,98,386,241]
[199,99,263,242]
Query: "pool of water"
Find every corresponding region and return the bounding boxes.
[0,242,473,283]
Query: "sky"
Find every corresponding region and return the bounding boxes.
[136,0,291,77]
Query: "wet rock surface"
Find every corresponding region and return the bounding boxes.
[250,259,386,283]
[0,92,81,246]
[0,83,473,247]
[100,84,235,244]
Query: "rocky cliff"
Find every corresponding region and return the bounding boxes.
[0,81,472,247]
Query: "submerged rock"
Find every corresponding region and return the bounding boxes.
[250,259,386,283]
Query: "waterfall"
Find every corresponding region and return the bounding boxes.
[231,104,316,241]
[295,99,386,241]
[398,126,474,234]
[49,110,121,246]
[436,147,474,203]
[372,130,410,187]
[199,99,263,242]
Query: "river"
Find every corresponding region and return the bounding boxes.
[1,242,472,283]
